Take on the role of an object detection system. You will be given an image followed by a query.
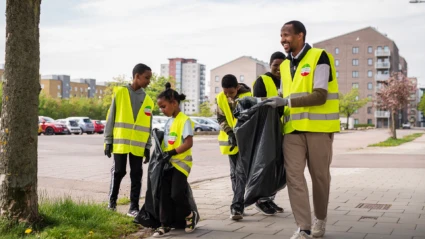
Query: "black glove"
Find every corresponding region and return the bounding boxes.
[228,131,237,151]
[104,144,112,158]
[143,148,150,164]
[162,149,177,162]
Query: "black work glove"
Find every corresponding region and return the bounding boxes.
[104,144,112,158]
[162,149,177,162]
[228,131,237,151]
[143,148,150,164]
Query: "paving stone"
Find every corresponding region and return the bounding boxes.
[197,231,250,239]
[234,224,283,235]
[374,222,416,230]
[323,231,367,239]
[364,233,413,239]
[166,229,211,238]
[347,211,385,217]
[334,220,376,228]
[244,234,285,239]
[392,228,425,237]
[198,223,244,232]
[348,226,393,235]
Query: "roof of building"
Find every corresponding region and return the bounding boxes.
[314,26,396,46]
[211,56,269,71]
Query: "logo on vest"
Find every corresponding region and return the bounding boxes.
[300,64,311,76]
[144,106,152,116]
[168,132,178,145]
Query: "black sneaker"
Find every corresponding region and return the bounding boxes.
[153,227,171,238]
[127,208,139,217]
[255,201,277,216]
[107,200,117,211]
[268,201,284,213]
[230,208,243,220]
[185,211,198,233]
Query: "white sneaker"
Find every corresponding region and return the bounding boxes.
[290,231,312,239]
[312,218,326,238]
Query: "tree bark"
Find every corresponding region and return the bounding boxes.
[346,114,350,129]
[391,110,397,139]
[0,0,41,222]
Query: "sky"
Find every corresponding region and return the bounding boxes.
[0,0,424,88]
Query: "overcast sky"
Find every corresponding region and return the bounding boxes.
[0,0,424,87]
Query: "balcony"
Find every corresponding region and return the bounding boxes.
[375,74,390,81]
[375,50,391,57]
[375,110,390,118]
[375,62,391,69]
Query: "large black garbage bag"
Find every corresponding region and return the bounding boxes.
[234,99,286,206]
[134,129,200,228]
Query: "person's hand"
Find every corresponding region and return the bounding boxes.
[143,148,150,164]
[264,97,288,108]
[162,149,177,162]
[228,131,237,151]
[104,144,113,158]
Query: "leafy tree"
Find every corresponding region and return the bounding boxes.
[192,102,213,117]
[419,94,425,117]
[339,88,369,128]
[376,72,414,139]
[145,74,175,115]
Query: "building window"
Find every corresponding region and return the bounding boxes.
[384,46,389,51]
[368,46,373,53]
[335,59,339,66]
[352,47,359,54]
[215,76,219,82]
[354,119,359,125]
[352,71,359,78]
[58,85,61,90]
[240,75,245,82]
[336,71,339,78]
[75,87,77,91]
[368,58,373,66]
[41,84,44,89]
[335,48,339,54]
[215,87,220,93]
[368,94,372,100]
[367,82,373,90]
[368,71,373,78]
[355,96,359,101]
[352,83,359,88]
[80,88,83,92]
[352,59,359,66]
[367,107,372,114]
[367,119,373,124]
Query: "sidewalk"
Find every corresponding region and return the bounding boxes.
[139,168,425,239]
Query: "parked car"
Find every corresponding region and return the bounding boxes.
[101,120,107,125]
[56,119,81,135]
[402,122,411,129]
[39,116,68,135]
[38,122,43,135]
[67,117,95,134]
[193,122,216,132]
[190,117,219,131]
[92,120,105,134]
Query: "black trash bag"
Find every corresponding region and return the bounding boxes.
[134,129,200,228]
[234,99,286,206]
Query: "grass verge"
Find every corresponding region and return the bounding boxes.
[368,133,424,147]
[117,197,131,206]
[0,198,139,239]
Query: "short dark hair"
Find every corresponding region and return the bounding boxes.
[284,20,306,42]
[157,82,186,104]
[270,51,286,65]
[132,63,151,79]
[221,74,238,88]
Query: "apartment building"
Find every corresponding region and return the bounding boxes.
[419,85,425,127]
[40,75,106,99]
[209,56,269,112]
[407,77,419,126]
[314,26,408,128]
[160,58,206,115]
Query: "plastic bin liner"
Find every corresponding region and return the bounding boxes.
[134,129,200,228]
[234,99,286,206]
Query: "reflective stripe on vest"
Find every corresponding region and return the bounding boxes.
[216,91,252,155]
[281,48,340,134]
[111,87,154,156]
[162,112,194,177]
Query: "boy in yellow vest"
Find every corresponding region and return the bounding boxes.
[252,51,286,216]
[152,83,197,237]
[216,74,251,220]
[104,63,154,217]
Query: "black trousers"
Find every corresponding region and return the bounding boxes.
[159,168,191,227]
[229,153,246,212]
[108,153,143,210]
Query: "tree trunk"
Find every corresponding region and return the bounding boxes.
[346,114,350,129]
[391,110,397,139]
[0,0,41,222]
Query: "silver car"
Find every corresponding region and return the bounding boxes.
[56,119,81,135]
[67,117,95,134]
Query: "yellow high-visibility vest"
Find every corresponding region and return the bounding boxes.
[162,112,194,177]
[112,86,154,156]
[216,91,252,155]
[253,75,279,97]
[281,48,340,134]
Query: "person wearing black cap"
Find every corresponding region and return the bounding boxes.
[251,52,286,216]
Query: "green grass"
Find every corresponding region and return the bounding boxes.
[0,198,139,239]
[368,133,424,147]
[117,197,131,205]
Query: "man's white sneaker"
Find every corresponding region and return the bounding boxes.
[312,218,326,238]
[290,231,312,239]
